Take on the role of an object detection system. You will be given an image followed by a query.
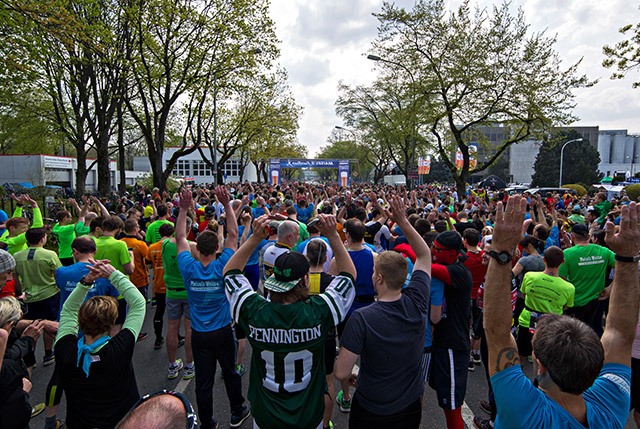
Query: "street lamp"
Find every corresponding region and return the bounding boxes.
[559,138,584,187]
[213,48,262,185]
[367,54,418,187]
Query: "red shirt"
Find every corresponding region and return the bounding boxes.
[0,278,16,299]
[463,250,487,300]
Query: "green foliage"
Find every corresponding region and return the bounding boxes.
[531,130,602,187]
[625,184,640,201]
[562,184,587,197]
[603,16,640,88]
[136,173,182,195]
[612,175,627,185]
[371,0,593,196]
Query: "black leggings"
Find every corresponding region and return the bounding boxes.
[45,365,63,407]
[191,325,245,429]
[153,293,166,340]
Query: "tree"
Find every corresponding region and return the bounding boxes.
[336,75,428,178]
[485,154,510,183]
[531,130,602,188]
[124,0,277,190]
[372,0,592,197]
[603,13,640,88]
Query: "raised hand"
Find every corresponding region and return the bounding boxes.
[491,196,527,253]
[251,215,271,241]
[215,186,230,206]
[316,214,338,238]
[179,188,192,210]
[384,195,408,225]
[605,202,640,257]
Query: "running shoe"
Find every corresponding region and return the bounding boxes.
[168,359,184,379]
[230,405,250,428]
[336,390,351,413]
[472,351,482,364]
[479,400,492,415]
[137,332,149,341]
[183,364,195,380]
[473,416,493,429]
[236,364,247,377]
[468,359,475,371]
[178,335,185,348]
[150,298,157,307]
[43,353,55,367]
[154,338,165,350]
[323,422,334,429]
[31,403,45,418]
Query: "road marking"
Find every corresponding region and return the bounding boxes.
[462,401,475,428]
[175,377,193,394]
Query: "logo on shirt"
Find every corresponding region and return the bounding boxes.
[602,373,630,397]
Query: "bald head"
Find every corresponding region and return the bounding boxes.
[116,394,187,429]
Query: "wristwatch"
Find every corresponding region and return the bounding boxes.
[614,254,640,263]
[487,249,512,265]
[79,276,94,286]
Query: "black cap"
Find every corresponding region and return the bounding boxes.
[434,230,463,253]
[204,206,215,217]
[571,223,589,237]
[264,252,310,293]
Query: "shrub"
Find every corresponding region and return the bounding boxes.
[611,174,626,185]
[624,184,640,202]
[562,184,587,197]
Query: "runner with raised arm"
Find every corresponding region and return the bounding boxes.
[484,196,640,428]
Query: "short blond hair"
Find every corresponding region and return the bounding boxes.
[375,251,408,290]
[0,296,22,327]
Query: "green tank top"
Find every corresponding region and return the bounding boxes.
[162,240,187,300]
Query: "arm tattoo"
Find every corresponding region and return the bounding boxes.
[495,347,520,372]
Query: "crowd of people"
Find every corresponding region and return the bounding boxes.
[0,179,639,429]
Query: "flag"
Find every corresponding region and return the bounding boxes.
[469,144,478,170]
[425,155,431,175]
[455,150,463,171]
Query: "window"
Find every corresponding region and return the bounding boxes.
[222,159,241,177]
[173,160,190,176]
[192,160,209,177]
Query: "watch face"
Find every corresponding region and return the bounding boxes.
[498,253,510,263]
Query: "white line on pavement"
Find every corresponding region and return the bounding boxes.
[175,377,193,394]
[462,401,475,428]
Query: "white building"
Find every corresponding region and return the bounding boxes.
[508,139,541,184]
[598,130,640,177]
[133,147,258,184]
[0,154,128,190]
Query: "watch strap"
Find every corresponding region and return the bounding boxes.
[614,254,640,263]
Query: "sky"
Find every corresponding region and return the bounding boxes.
[268,0,640,157]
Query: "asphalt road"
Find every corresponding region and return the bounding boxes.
[26,303,637,429]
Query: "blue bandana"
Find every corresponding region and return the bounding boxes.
[77,335,111,378]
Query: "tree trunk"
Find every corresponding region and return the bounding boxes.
[151,149,166,190]
[455,171,467,201]
[117,103,126,194]
[96,126,111,196]
[75,147,88,196]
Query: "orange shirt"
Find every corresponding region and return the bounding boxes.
[120,236,149,288]
[147,240,166,294]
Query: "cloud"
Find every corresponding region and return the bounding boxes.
[269,0,640,156]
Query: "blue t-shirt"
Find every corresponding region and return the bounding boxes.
[424,278,444,348]
[178,248,234,332]
[294,203,314,224]
[0,209,7,236]
[492,363,630,429]
[54,263,119,320]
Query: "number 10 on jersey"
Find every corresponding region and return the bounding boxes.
[261,350,313,393]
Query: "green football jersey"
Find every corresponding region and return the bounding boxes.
[224,270,355,429]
